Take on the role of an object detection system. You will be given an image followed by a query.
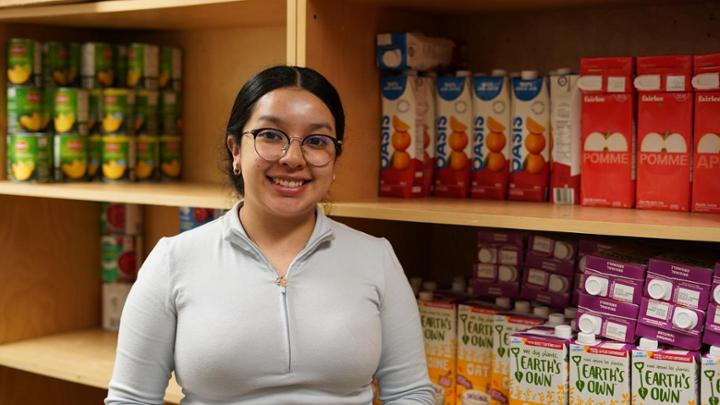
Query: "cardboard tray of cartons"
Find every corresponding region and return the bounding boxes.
[0,0,90,8]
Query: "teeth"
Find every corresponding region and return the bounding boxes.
[272,177,304,188]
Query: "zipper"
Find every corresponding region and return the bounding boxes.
[281,285,291,372]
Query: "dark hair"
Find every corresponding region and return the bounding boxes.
[225,65,345,196]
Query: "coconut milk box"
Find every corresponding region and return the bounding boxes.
[549,69,582,205]
[474,230,526,299]
[691,53,720,213]
[509,325,573,405]
[635,55,694,211]
[419,294,457,405]
[418,73,436,196]
[471,70,511,200]
[380,73,424,198]
[509,71,550,202]
[457,303,500,404]
[578,57,636,208]
[435,71,473,197]
[632,339,699,405]
[569,333,632,405]
[701,346,720,405]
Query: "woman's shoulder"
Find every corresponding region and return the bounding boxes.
[325,216,391,253]
[155,216,226,257]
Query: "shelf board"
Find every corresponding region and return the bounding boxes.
[0,0,285,29]
[349,0,695,13]
[0,329,182,403]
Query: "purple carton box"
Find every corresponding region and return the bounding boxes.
[582,268,645,305]
[636,296,705,351]
[521,266,574,309]
[477,243,524,266]
[576,293,640,343]
[645,253,715,311]
[525,251,576,276]
[473,264,521,298]
[703,302,720,346]
[477,230,525,246]
[572,239,616,306]
[528,234,578,261]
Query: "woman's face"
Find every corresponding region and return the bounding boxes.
[229,87,337,221]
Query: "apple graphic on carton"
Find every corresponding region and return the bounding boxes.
[584,131,628,152]
[698,133,720,154]
[641,132,687,153]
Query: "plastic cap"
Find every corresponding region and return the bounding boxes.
[638,338,658,351]
[553,242,573,260]
[515,300,531,314]
[533,306,550,318]
[491,69,507,77]
[521,70,538,80]
[422,281,437,292]
[577,75,602,91]
[498,266,517,282]
[647,279,673,301]
[710,346,720,359]
[578,314,601,334]
[565,307,578,319]
[555,325,572,339]
[577,332,596,345]
[692,73,720,90]
[634,74,661,91]
[478,247,496,263]
[548,275,568,293]
[495,297,512,309]
[456,70,472,77]
[556,67,572,75]
[713,285,720,305]
[547,313,566,326]
[381,49,402,68]
[585,276,609,296]
[672,308,699,330]
[418,291,434,301]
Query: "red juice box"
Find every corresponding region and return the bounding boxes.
[691,53,720,213]
[635,55,693,211]
[578,57,636,208]
[435,71,473,197]
[509,70,550,202]
[471,70,511,199]
[549,69,582,204]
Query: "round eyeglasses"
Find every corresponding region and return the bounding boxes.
[242,128,342,167]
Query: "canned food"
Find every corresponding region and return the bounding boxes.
[135,135,159,181]
[7,133,52,182]
[101,88,135,134]
[101,235,141,283]
[88,134,103,180]
[67,42,81,87]
[7,86,44,133]
[54,87,88,135]
[179,207,223,232]
[160,90,182,134]
[100,202,142,235]
[43,41,71,87]
[134,89,159,134]
[160,46,182,91]
[114,44,128,88]
[7,38,42,87]
[159,134,181,180]
[88,88,101,135]
[102,134,135,182]
[53,133,87,182]
[127,43,159,90]
[81,42,114,88]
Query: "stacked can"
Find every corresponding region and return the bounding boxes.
[158,46,183,181]
[472,230,526,298]
[520,234,578,308]
[100,202,143,331]
[179,206,226,232]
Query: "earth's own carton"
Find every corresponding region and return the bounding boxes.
[701,346,720,405]
[636,297,705,351]
[549,71,582,204]
[509,71,550,201]
[645,252,715,311]
[471,71,511,199]
[691,53,720,213]
[419,297,457,405]
[569,335,632,405]
[457,303,500,404]
[635,55,693,211]
[435,72,473,197]
[632,344,699,405]
[579,57,636,208]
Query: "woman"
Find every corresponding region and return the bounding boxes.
[106,66,433,404]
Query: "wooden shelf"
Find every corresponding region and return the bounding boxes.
[348,0,690,13]
[0,0,285,29]
[0,329,182,404]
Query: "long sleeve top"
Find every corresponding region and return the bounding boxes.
[105,202,434,405]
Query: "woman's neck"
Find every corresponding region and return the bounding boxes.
[238,200,317,256]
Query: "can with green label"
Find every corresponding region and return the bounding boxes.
[135,89,159,134]
[101,88,135,134]
[88,134,103,181]
[160,90,181,134]
[114,44,128,88]
[101,235,141,283]
[7,133,52,182]
[54,87,89,135]
[136,135,159,181]
[43,41,70,87]
[159,134,181,181]
[88,88,102,135]
[8,86,44,133]
[81,42,114,88]
[127,43,159,90]
[160,46,182,91]
[7,38,42,87]
[54,133,88,182]
[102,134,135,182]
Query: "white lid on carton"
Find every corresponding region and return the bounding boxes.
[565,307,578,319]
[533,306,550,318]
[647,279,673,301]
[577,332,596,345]
[418,291,434,302]
[515,300,531,314]
[498,265,517,282]
[520,70,538,80]
[638,338,658,351]
[381,49,402,69]
[633,74,662,91]
[478,247,497,263]
[555,67,572,75]
[547,313,566,326]
[710,346,720,359]
[577,75,603,91]
[672,307,699,330]
[578,313,602,334]
[555,325,572,339]
[553,242,574,260]
[692,73,720,90]
[456,70,472,77]
[585,275,609,297]
[422,281,437,292]
[548,275,568,293]
[496,297,512,309]
[713,285,720,305]
[491,69,507,77]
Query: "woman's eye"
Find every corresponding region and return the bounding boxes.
[258,130,285,141]
[305,135,331,148]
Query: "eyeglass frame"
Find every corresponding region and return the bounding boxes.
[241,127,343,167]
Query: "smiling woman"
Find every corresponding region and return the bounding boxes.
[105,66,434,405]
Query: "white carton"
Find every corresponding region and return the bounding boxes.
[569,335,631,405]
[549,72,582,204]
[632,344,699,405]
[419,298,457,405]
[457,303,499,404]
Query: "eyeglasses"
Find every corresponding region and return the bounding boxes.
[242,128,342,167]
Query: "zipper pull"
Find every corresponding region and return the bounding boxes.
[276,276,288,287]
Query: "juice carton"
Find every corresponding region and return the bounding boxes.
[703,303,720,346]
[701,346,720,405]
[477,230,526,266]
[645,252,715,311]
[578,57,636,208]
[527,234,577,262]
[509,325,573,405]
[435,71,473,197]
[573,239,616,306]
[569,333,632,405]
[581,246,657,306]
[474,264,522,299]
[549,70,582,204]
[711,261,720,306]
[631,339,699,405]
[636,296,705,351]
[418,73,436,196]
[509,71,550,201]
[376,32,454,71]
[419,295,457,405]
[471,70,511,199]
[635,55,694,211]
[457,303,500,404]
[577,293,640,343]
[691,53,720,213]
[521,235,577,308]
[380,73,424,198]
[475,230,526,299]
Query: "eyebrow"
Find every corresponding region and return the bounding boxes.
[256,115,334,133]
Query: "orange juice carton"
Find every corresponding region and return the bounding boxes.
[419,293,457,405]
[549,69,582,204]
[435,71,473,197]
[569,333,632,405]
[418,73,437,196]
[474,230,526,299]
[691,53,720,213]
[376,33,454,71]
[578,57,636,208]
[509,325,573,405]
[471,69,511,199]
[380,72,424,198]
[634,55,694,211]
[701,346,720,405]
[632,338,699,405]
[457,302,501,404]
[509,71,550,202]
